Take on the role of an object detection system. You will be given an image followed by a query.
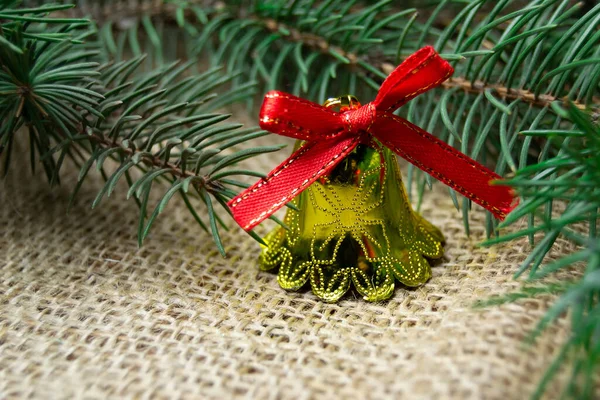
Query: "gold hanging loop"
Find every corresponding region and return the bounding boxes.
[324,95,362,111]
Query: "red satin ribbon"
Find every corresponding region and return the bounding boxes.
[228,46,517,231]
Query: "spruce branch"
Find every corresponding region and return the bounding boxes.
[0,1,277,252]
[444,77,597,115]
[0,2,93,182]
[70,56,278,252]
[48,2,600,113]
[480,104,600,400]
[221,12,600,114]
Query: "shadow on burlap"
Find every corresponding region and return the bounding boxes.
[0,131,580,399]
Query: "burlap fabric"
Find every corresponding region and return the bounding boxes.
[0,133,578,399]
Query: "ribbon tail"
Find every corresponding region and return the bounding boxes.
[228,136,360,231]
[373,114,517,220]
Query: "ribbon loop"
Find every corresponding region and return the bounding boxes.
[260,91,344,141]
[228,47,518,231]
[373,46,454,112]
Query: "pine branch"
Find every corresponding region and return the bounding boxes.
[481,104,600,400]
[219,12,600,114]
[0,3,92,182]
[41,2,600,113]
[0,1,276,252]
[72,55,278,251]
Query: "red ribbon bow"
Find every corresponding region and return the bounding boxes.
[228,46,517,231]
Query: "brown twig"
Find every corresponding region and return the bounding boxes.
[440,77,598,113]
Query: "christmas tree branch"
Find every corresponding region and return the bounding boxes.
[13,0,599,246]
[0,2,276,252]
[238,13,600,114]
[50,1,600,117]
[480,104,600,400]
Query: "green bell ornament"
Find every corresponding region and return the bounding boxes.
[259,123,445,302]
[228,47,517,303]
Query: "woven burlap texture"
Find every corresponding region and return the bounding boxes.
[0,135,577,400]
